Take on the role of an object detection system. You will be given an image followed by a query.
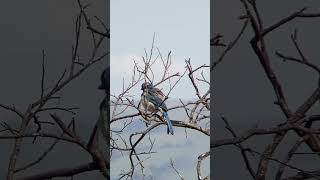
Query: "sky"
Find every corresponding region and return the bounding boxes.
[110,0,210,179]
[110,0,210,100]
[110,101,210,180]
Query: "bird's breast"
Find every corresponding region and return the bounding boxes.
[141,96,157,112]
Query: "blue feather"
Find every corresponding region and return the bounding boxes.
[163,111,174,135]
[141,84,174,135]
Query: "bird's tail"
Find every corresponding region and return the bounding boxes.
[163,111,174,135]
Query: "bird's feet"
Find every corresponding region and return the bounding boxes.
[151,113,163,121]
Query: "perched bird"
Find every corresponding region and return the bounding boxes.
[140,82,174,135]
[97,67,110,149]
[84,67,110,177]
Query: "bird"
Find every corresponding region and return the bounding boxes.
[97,67,110,147]
[140,82,174,135]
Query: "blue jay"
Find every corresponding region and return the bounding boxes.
[140,82,174,135]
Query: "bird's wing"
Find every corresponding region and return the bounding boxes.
[148,87,165,100]
[145,93,167,111]
[154,88,166,99]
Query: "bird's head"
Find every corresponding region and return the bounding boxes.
[98,67,110,91]
[141,82,153,90]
